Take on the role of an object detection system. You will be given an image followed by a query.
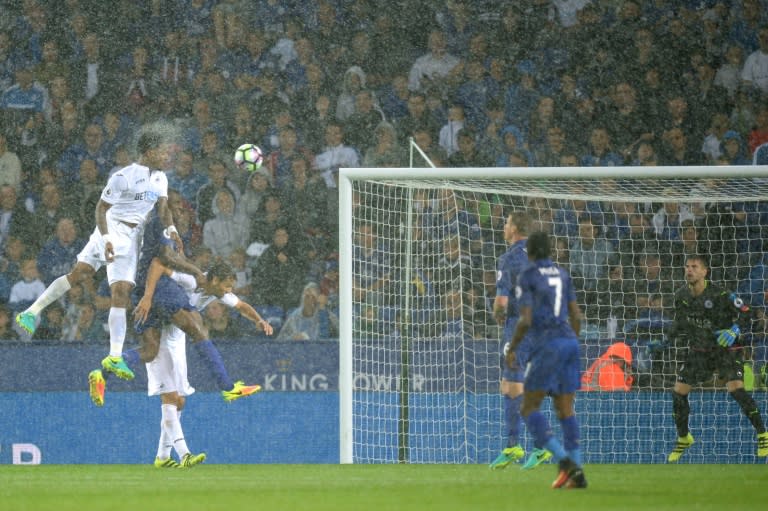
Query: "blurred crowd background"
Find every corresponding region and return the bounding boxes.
[0,0,767,353]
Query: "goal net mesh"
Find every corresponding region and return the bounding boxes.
[345,169,768,464]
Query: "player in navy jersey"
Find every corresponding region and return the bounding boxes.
[17,129,182,382]
[507,231,587,489]
[490,212,551,470]
[87,191,271,406]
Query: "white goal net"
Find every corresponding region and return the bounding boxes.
[339,166,768,464]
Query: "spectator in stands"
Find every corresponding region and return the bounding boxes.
[411,127,448,166]
[503,60,540,134]
[195,159,241,226]
[31,184,74,242]
[0,132,22,190]
[377,74,409,125]
[9,258,45,313]
[335,66,367,122]
[396,92,440,141]
[0,304,19,341]
[267,124,314,190]
[203,300,240,340]
[167,150,209,210]
[532,125,569,168]
[569,215,615,296]
[362,121,407,168]
[715,44,745,100]
[701,113,734,163]
[251,226,307,311]
[238,167,273,220]
[448,128,494,167]
[740,26,768,95]
[30,302,66,341]
[249,192,292,246]
[69,33,118,119]
[719,130,752,165]
[659,127,703,166]
[346,90,385,152]
[0,184,36,253]
[580,127,624,167]
[0,65,46,165]
[439,103,465,158]
[229,247,252,299]
[748,107,768,156]
[276,282,332,341]
[203,189,249,259]
[407,30,461,93]
[57,122,111,184]
[494,125,530,167]
[313,122,360,185]
[352,221,392,307]
[36,217,85,286]
[63,301,104,343]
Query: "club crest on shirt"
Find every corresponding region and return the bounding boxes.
[104,188,112,196]
[704,300,713,309]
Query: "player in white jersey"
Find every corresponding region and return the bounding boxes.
[16,130,183,381]
[148,323,206,468]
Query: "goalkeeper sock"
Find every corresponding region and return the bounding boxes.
[194,340,234,391]
[672,391,690,437]
[730,388,766,433]
[560,415,582,466]
[504,394,523,447]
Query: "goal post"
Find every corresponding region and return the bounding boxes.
[339,165,768,465]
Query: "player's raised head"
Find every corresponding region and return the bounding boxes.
[137,129,164,155]
[207,259,236,282]
[527,231,551,260]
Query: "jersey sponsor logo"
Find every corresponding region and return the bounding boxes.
[134,190,160,201]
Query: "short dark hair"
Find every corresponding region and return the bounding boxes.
[207,259,236,282]
[527,231,551,260]
[137,130,163,155]
[508,211,531,236]
[686,253,709,269]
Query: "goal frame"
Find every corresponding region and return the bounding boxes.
[338,164,768,464]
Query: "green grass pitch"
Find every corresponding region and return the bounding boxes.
[1,464,766,511]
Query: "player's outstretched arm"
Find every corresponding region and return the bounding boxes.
[134,257,172,324]
[233,299,273,336]
[157,197,184,254]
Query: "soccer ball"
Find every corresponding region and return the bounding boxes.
[233,143,263,171]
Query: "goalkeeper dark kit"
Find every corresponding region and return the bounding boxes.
[668,281,751,351]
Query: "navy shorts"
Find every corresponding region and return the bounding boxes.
[134,275,194,334]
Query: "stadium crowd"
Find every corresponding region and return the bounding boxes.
[0,0,768,379]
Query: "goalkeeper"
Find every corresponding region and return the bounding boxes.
[666,254,768,462]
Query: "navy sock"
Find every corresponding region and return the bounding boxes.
[504,394,523,447]
[122,349,141,371]
[194,340,234,391]
[525,411,566,462]
[560,415,582,466]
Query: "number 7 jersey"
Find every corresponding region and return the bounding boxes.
[516,257,578,343]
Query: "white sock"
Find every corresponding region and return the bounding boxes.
[162,403,189,458]
[28,275,71,315]
[156,420,172,460]
[108,307,127,357]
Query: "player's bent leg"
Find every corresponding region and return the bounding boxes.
[88,369,106,406]
[667,433,694,463]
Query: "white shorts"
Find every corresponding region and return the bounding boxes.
[77,216,143,285]
[146,324,195,397]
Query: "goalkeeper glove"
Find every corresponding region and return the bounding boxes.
[715,324,740,347]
